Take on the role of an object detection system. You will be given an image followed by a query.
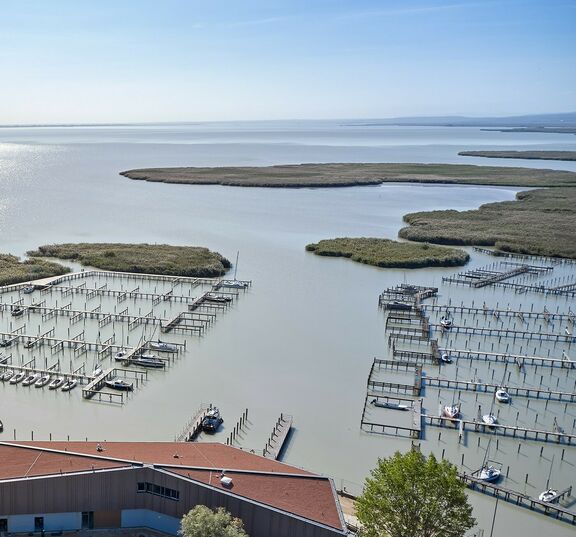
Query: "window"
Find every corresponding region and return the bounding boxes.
[81,512,94,530]
[34,517,44,532]
[136,481,179,501]
[0,518,8,532]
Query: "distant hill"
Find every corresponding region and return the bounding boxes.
[346,112,576,128]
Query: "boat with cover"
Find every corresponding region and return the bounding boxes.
[61,379,78,391]
[35,374,51,388]
[23,285,35,294]
[92,365,104,377]
[11,307,24,317]
[114,351,127,361]
[132,355,165,368]
[105,379,134,391]
[371,398,410,411]
[482,413,498,426]
[201,407,224,433]
[539,489,559,503]
[149,340,178,352]
[10,371,26,384]
[23,340,35,349]
[22,373,40,386]
[0,339,12,347]
[495,388,510,403]
[48,377,65,390]
[0,370,14,381]
[477,465,502,482]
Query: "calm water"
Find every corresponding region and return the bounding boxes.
[1,122,576,536]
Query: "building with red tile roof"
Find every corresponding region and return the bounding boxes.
[0,441,347,536]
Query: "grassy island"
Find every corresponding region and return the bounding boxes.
[399,187,576,258]
[305,238,469,269]
[459,150,576,161]
[28,243,231,278]
[120,163,576,188]
[0,254,70,286]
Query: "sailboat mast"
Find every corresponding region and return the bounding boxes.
[233,251,239,281]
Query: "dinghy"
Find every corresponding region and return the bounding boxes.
[371,398,410,411]
[61,379,78,392]
[495,388,510,403]
[10,371,26,384]
[539,489,559,503]
[48,377,65,390]
[22,373,41,386]
[35,374,51,388]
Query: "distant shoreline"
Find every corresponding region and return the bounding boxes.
[120,163,576,189]
[459,150,576,161]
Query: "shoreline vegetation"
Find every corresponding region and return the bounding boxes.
[27,243,231,278]
[120,163,576,188]
[459,150,576,161]
[0,254,70,286]
[305,238,469,269]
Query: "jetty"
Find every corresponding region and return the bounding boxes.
[263,413,293,459]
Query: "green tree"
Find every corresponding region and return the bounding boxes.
[180,505,249,537]
[356,450,475,537]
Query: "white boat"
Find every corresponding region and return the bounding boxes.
[0,370,14,381]
[538,489,559,503]
[132,355,165,368]
[440,317,453,329]
[477,465,501,483]
[105,379,134,391]
[61,379,78,392]
[23,285,35,294]
[92,365,104,377]
[495,388,510,403]
[35,374,51,388]
[22,373,41,386]
[0,354,8,364]
[149,340,178,353]
[440,353,452,364]
[482,413,498,427]
[48,377,65,390]
[371,398,410,411]
[442,404,460,419]
[10,371,26,384]
[114,351,127,361]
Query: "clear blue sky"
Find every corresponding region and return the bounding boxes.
[1,0,574,123]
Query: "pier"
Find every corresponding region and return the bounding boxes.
[262,413,293,459]
[174,404,212,442]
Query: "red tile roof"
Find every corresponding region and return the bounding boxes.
[1,442,344,531]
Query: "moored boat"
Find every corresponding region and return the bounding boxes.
[35,374,51,388]
[440,353,452,364]
[23,285,35,294]
[0,370,14,381]
[440,316,453,329]
[442,404,460,419]
[482,413,498,427]
[114,351,127,361]
[10,371,26,384]
[132,355,165,368]
[105,379,133,391]
[201,407,224,433]
[92,365,104,377]
[538,488,559,503]
[61,379,78,392]
[149,340,178,353]
[371,398,410,411]
[477,465,501,483]
[495,388,510,403]
[48,377,65,390]
[22,373,41,386]
[11,307,24,317]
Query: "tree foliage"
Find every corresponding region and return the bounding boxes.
[356,451,475,537]
[180,505,249,537]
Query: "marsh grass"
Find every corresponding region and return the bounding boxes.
[305,238,469,269]
[28,243,231,278]
[459,150,576,161]
[0,254,70,286]
[399,188,576,258]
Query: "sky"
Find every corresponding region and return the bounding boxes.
[0,0,575,123]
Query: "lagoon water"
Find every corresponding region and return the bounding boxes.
[1,122,576,536]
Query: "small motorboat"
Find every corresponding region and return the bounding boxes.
[477,465,501,483]
[0,370,14,381]
[105,379,134,391]
[114,351,127,361]
[495,388,510,403]
[201,407,224,433]
[442,404,460,419]
[48,377,65,390]
[482,413,498,427]
[23,340,35,349]
[23,285,35,294]
[22,373,41,386]
[205,294,233,303]
[387,301,412,311]
[0,339,12,347]
[149,340,178,353]
[371,398,410,411]
[11,307,25,317]
[222,280,248,289]
[538,489,559,503]
[35,374,51,388]
[440,316,453,329]
[0,354,8,364]
[440,353,452,364]
[61,379,78,392]
[10,371,26,384]
[92,365,104,377]
[132,355,165,368]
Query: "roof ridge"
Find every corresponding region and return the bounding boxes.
[158,464,326,479]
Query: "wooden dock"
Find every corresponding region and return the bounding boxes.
[263,413,293,459]
[361,396,422,438]
[439,348,574,369]
[174,404,212,442]
[432,323,574,343]
[81,367,147,403]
